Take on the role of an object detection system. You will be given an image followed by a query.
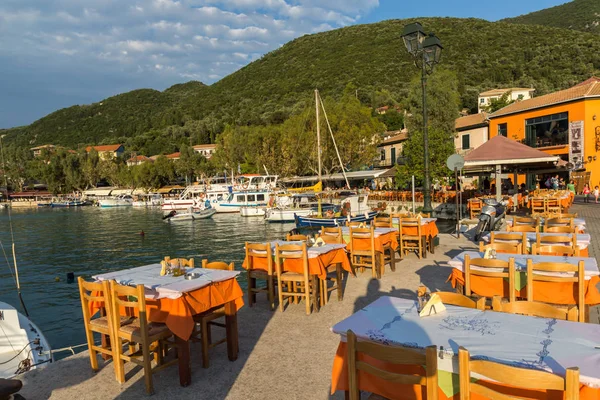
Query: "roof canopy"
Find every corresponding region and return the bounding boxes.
[463,135,560,173]
[280,168,395,184]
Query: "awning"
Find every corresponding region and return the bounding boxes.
[83,188,113,196]
[280,168,395,184]
[111,189,132,195]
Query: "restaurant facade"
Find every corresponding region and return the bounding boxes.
[488,78,600,190]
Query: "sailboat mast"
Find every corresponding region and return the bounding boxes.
[315,89,322,217]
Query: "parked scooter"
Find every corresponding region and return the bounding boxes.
[474,198,508,241]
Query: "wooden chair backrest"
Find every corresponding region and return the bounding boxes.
[526,260,584,322]
[320,226,343,243]
[491,297,577,321]
[545,198,560,207]
[545,226,576,233]
[286,233,308,241]
[349,226,375,253]
[536,234,576,248]
[464,255,515,302]
[164,257,194,268]
[391,212,410,220]
[434,292,485,310]
[418,212,431,218]
[399,217,422,239]
[373,216,392,228]
[469,199,483,210]
[479,241,523,255]
[512,216,537,226]
[531,244,579,257]
[347,221,362,227]
[202,259,234,271]
[545,218,574,228]
[347,330,438,400]
[274,242,309,278]
[508,224,538,233]
[531,197,545,212]
[245,242,273,274]
[458,347,579,400]
[490,232,526,244]
[78,277,112,324]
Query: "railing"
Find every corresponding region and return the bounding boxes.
[519,137,568,149]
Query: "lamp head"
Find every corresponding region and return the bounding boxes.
[401,22,426,55]
[423,34,443,67]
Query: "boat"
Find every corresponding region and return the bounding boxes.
[214,190,271,213]
[97,195,133,208]
[295,195,377,227]
[132,194,163,207]
[162,207,217,222]
[265,193,337,223]
[50,199,86,207]
[0,203,9,209]
[0,301,53,379]
[161,175,278,211]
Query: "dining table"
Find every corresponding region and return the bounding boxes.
[392,217,439,255]
[480,232,592,256]
[92,264,244,386]
[340,226,399,253]
[446,251,600,306]
[241,241,351,280]
[330,296,600,400]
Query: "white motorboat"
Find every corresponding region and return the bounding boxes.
[265,193,336,223]
[163,207,217,222]
[132,194,163,207]
[0,302,53,379]
[98,195,134,208]
[240,205,267,217]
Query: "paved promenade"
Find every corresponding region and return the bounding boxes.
[16,205,599,398]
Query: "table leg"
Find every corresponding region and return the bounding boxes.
[336,264,343,301]
[176,336,191,387]
[430,236,435,255]
[422,237,427,259]
[225,300,239,361]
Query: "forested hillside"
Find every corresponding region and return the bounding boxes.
[5,17,600,154]
[503,0,600,34]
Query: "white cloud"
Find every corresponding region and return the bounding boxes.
[0,0,380,127]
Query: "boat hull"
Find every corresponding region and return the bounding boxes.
[98,200,132,207]
[294,211,378,228]
[0,302,53,379]
[266,208,312,223]
[240,206,266,217]
[165,208,217,221]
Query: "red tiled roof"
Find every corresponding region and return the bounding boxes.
[464,135,556,162]
[86,144,123,152]
[165,152,181,159]
[573,76,600,87]
[455,113,488,130]
[490,79,600,118]
[379,131,408,146]
[127,155,150,162]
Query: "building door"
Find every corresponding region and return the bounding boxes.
[391,147,396,166]
[525,125,536,148]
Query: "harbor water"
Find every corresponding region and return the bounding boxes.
[0,207,455,360]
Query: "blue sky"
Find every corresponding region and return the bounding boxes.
[0,0,570,128]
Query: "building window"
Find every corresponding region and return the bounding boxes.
[525,112,569,148]
[517,94,524,100]
[479,98,485,104]
[498,123,508,137]
[380,149,385,161]
[462,134,470,150]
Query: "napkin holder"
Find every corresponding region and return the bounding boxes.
[419,293,446,318]
[314,237,325,247]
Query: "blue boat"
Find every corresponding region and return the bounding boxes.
[294,210,378,228]
[51,200,86,207]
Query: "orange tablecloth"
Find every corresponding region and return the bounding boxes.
[349,232,399,253]
[447,269,600,305]
[242,248,351,281]
[90,278,244,340]
[331,342,600,400]
[401,221,439,238]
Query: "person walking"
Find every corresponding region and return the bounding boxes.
[567,180,576,194]
[583,183,591,203]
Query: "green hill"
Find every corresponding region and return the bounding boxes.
[5,17,600,152]
[503,0,600,34]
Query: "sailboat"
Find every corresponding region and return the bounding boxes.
[0,135,53,381]
[294,90,378,228]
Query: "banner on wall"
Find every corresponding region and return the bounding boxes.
[569,120,584,170]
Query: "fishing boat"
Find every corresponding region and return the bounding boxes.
[162,207,217,222]
[50,199,86,207]
[294,194,377,227]
[0,302,53,379]
[97,194,133,208]
[214,191,270,213]
[265,193,337,223]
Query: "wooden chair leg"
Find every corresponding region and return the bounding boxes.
[87,336,99,372]
[201,319,210,369]
[277,276,285,312]
[247,275,255,307]
[311,276,319,313]
[142,341,154,394]
[114,337,125,384]
[267,275,275,311]
[336,265,343,301]
[304,278,311,315]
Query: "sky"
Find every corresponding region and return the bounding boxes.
[0,0,570,128]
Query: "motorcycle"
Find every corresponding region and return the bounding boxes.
[474,198,508,241]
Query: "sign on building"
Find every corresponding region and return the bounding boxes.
[569,121,584,170]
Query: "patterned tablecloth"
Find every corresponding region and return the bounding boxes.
[330,296,600,399]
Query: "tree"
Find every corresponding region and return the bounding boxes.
[396,70,460,188]
[481,91,515,113]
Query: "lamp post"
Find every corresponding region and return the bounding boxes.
[401,23,443,214]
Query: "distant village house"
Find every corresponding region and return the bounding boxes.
[376,130,408,168]
[454,112,489,156]
[30,144,56,157]
[126,155,151,167]
[192,144,216,159]
[478,87,535,113]
[86,144,124,160]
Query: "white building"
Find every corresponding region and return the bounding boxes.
[478,88,535,113]
[193,144,216,159]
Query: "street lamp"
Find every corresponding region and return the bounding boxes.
[401,22,443,214]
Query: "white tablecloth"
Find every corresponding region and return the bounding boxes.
[93,264,240,299]
[481,232,591,250]
[506,217,586,231]
[253,241,347,258]
[332,296,600,388]
[447,251,599,280]
[340,227,397,236]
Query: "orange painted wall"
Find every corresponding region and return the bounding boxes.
[489,99,600,187]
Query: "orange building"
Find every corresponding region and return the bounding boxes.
[488,78,600,189]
